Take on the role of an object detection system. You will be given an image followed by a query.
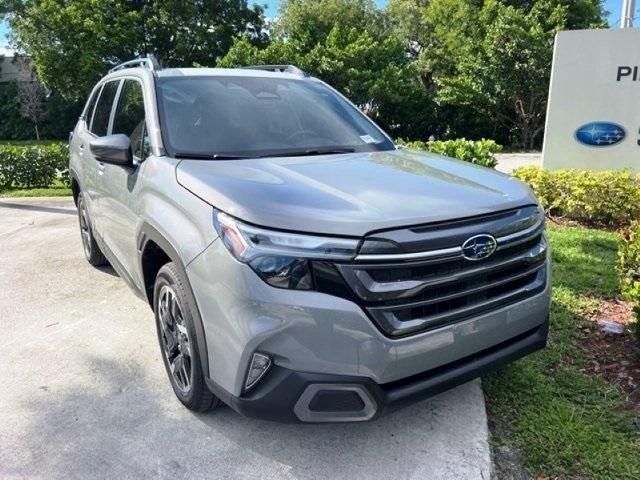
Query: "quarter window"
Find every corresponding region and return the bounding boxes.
[91,80,120,137]
[112,79,148,159]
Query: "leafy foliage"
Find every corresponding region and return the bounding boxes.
[513,167,640,228]
[618,221,640,340]
[0,81,35,139]
[0,142,68,188]
[1,0,266,100]
[220,11,436,140]
[1,0,608,146]
[396,138,501,168]
[386,0,606,149]
[0,81,83,140]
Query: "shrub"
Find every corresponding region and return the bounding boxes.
[513,166,640,228]
[618,221,640,343]
[396,138,501,168]
[0,143,69,189]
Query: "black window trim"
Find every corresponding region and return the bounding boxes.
[110,76,149,162]
[88,78,122,138]
[82,84,103,136]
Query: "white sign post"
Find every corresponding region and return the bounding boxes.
[542,28,640,172]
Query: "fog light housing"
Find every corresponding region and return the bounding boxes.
[244,352,272,391]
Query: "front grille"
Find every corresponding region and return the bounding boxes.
[334,206,547,338]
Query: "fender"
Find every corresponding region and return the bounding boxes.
[137,223,211,379]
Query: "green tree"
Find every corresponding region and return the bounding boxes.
[274,0,387,47]
[0,81,35,140]
[435,1,567,149]
[387,0,606,148]
[1,0,267,100]
[503,0,607,29]
[220,22,436,139]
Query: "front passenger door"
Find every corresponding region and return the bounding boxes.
[98,78,149,289]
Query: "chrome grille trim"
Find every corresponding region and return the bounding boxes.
[354,214,544,263]
[341,237,547,302]
[355,246,462,262]
[337,206,548,338]
[368,269,546,337]
[495,216,545,248]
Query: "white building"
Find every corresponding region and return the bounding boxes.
[0,49,34,83]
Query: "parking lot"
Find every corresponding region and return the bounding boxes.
[0,197,491,480]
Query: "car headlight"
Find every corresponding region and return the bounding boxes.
[213,211,359,290]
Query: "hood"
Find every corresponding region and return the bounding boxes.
[175,149,537,237]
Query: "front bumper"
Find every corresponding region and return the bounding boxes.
[206,319,548,423]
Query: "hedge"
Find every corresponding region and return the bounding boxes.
[396,138,501,168]
[0,143,69,189]
[618,221,640,341]
[512,166,640,228]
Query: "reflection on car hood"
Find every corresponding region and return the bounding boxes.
[175,148,537,236]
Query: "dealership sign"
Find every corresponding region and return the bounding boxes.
[542,29,640,172]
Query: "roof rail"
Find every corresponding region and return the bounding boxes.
[241,65,306,76]
[109,54,161,74]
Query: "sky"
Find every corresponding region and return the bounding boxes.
[0,1,630,50]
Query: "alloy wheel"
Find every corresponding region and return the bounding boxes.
[78,198,92,258]
[158,284,193,393]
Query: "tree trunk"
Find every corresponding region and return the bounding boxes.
[35,123,40,141]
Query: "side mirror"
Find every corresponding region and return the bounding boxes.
[90,134,133,166]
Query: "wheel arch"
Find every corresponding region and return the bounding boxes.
[69,168,81,206]
[138,223,211,379]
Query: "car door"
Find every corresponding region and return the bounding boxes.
[73,83,107,222]
[97,78,149,289]
[85,79,122,234]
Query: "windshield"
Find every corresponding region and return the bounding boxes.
[156,75,394,158]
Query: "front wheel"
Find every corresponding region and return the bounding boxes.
[154,262,220,412]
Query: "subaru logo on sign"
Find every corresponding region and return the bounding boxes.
[461,234,497,261]
[575,122,626,147]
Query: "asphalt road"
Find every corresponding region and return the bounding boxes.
[0,197,491,480]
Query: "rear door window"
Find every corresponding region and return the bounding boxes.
[91,80,120,137]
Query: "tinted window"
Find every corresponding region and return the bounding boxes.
[157,76,393,158]
[112,79,148,159]
[91,80,120,137]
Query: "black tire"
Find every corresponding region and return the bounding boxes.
[154,262,221,412]
[77,192,108,267]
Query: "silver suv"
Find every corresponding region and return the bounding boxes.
[69,57,550,422]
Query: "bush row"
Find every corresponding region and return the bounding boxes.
[0,143,69,189]
[396,138,501,168]
[512,166,640,228]
[618,221,640,340]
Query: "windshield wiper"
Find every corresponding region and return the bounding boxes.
[174,152,251,160]
[263,147,356,158]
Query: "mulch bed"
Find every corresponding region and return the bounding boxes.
[578,298,640,410]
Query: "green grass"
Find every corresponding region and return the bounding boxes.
[484,225,640,479]
[0,179,72,197]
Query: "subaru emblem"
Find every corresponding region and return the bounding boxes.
[462,234,497,261]
[574,122,626,147]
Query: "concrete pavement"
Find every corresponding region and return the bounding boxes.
[0,197,491,480]
[495,153,541,173]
